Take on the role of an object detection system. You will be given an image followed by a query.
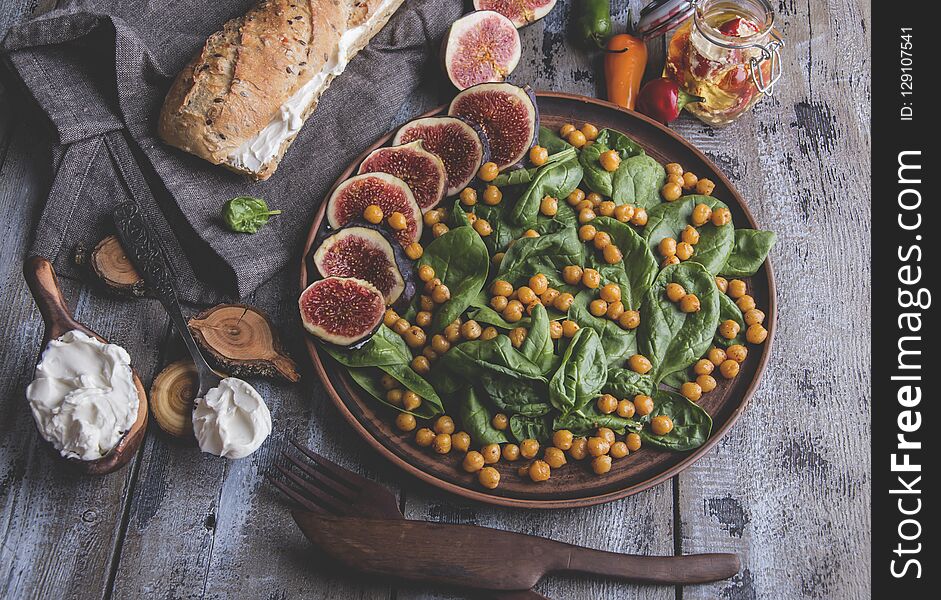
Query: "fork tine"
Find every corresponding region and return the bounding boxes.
[281,450,358,502]
[266,471,324,513]
[290,438,363,490]
[275,464,351,515]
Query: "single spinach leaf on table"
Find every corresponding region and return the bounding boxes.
[553,407,639,437]
[509,413,553,443]
[588,216,658,310]
[714,291,746,348]
[222,196,281,233]
[458,386,510,445]
[611,154,666,210]
[519,303,558,375]
[510,158,584,228]
[641,389,712,451]
[638,262,720,384]
[602,367,655,398]
[548,327,607,414]
[721,229,777,277]
[418,225,489,332]
[644,195,735,276]
[568,290,636,366]
[497,225,585,287]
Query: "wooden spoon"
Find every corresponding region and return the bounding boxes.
[23,256,148,475]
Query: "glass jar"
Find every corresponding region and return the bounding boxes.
[642,0,784,126]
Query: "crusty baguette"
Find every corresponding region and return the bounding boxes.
[158,0,404,180]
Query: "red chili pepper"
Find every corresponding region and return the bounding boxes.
[635,78,705,124]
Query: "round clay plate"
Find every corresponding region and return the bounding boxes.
[300,92,775,509]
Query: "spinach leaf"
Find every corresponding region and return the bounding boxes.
[509,413,553,443]
[472,201,524,255]
[611,154,666,210]
[222,196,281,234]
[497,225,585,287]
[638,262,720,384]
[588,217,658,310]
[492,148,578,187]
[548,327,607,414]
[599,129,646,158]
[660,370,688,390]
[538,125,574,154]
[553,407,639,437]
[721,229,777,277]
[449,198,472,228]
[641,389,712,451]
[644,195,735,275]
[519,303,557,374]
[458,386,510,445]
[511,158,584,227]
[578,142,614,197]
[714,291,746,348]
[418,225,489,331]
[568,290,636,366]
[602,367,654,398]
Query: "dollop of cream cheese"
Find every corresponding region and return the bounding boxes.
[192,378,272,459]
[229,0,399,172]
[26,330,139,461]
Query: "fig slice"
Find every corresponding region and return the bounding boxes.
[326,173,422,247]
[392,117,490,196]
[299,277,385,347]
[357,141,447,212]
[313,226,407,305]
[443,10,521,91]
[448,82,538,169]
[473,0,558,28]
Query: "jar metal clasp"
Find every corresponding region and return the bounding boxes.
[750,31,784,95]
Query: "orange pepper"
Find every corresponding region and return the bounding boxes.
[604,33,648,111]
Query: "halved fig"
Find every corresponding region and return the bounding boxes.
[443,11,521,91]
[392,117,490,196]
[299,277,385,347]
[448,82,538,169]
[357,141,446,212]
[313,226,407,305]
[473,0,558,28]
[326,173,422,247]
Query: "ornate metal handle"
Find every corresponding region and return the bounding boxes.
[750,32,784,95]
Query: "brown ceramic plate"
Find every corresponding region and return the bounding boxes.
[299,92,775,509]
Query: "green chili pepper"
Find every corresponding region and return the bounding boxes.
[574,0,613,49]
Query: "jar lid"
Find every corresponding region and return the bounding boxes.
[636,0,696,40]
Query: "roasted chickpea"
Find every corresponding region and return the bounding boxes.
[631,207,648,226]
[681,225,701,246]
[502,443,520,462]
[707,346,727,366]
[681,171,698,190]
[404,326,427,348]
[661,255,679,268]
[736,294,756,313]
[415,311,432,328]
[600,149,621,172]
[589,298,609,317]
[606,301,625,320]
[617,398,636,418]
[560,123,576,137]
[459,186,478,206]
[697,374,717,393]
[544,447,567,469]
[598,200,616,217]
[432,222,450,238]
[719,359,740,379]
[391,317,410,335]
[618,310,641,330]
[533,194,559,218]
[597,427,616,444]
[490,295,509,312]
[694,359,715,376]
[478,161,499,182]
[387,211,407,231]
[491,280,513,297]
[661,182,682,202]
[386,389,403,405]
[432,433,452,454]
[422,347,438,362]
[363,204,383,224]
[651,415,675,436]
[529,145,549,166]
[548,320,563,340]
[566,129,587,148]
[529,460,551,482]
[675,241,694,261]
[591,455,613,475]
[578,207,597,224]
[383,309,400,328]
[552,429,574,450]
[433,415,455,435]
[419,294,435,312]
[727,344,748,363]
[568,437,589,460]
[482,184,502,205]
[452,431,471,452]
[603,244,623,264]
[431,284,451,304]
[423,209,443,227]
[481,443,501,464]
[715,276,729,294]
[415,428,435,447]
[554,292,575,312]
[719,319,741,340]
[680,294,701,313]
[625,433,642,452]
[395,413,416,432]
[667,173,684,186]
[593,231,612,250]
[481,326,499,341]
[380,373,399,390]
[473,218,493,237]
[711,207,732,226]
[526,273,549,296]
[503,300,524,323]
[461,320,483,340]
[610,441,629,459]
[540,287,561,305]
[681,381,703,402]
[665,282,686,302]
[520,438,540,459]
[416,265,434,283]
[492,252,505,266]
[582,268,601,289]
[567,188,586,206]
[727,279,747,299]
[695,178,716,195]
[402,391,422,411]
[478,466,500,489]
[411,355,431,375]
[587,437,610,457]
[665,163,684,176]
[463,451,485,472]
[561,320,580,337]
[634,394,654,416]
[658,237,677,258]
[597,393,618,414]
[691,203,713,226]
[444,323,462,344]
[746,324,769,344]
[581,122,599,140]
[578,224,597,242]
[744,309,766,326]
[514,286,534,305]
[509,326,527,348]
[614,203,635,223]
[562,265,584,285]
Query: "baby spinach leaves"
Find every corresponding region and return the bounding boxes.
[418,225,489,332]
[497,225,585,287]
[644,195,735,275]
[640,390,712,451]
[568,290,636,366]
[519,303,558,374]
[222,196,281,233]
[588,217,658,310]
[538,125,575,154]
[459,387,510,445]
[611,154,666,209]
[602,367,654,398]
[509,413,553,443]
[548,327,607,414]
[638,262,720,384]
[721,229,777,277]
[553,408,638,437]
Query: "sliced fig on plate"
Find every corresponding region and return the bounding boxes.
[392,117,490,196]
[357,141,446,212]
[448,82,538,169]
[326,173,422,247]
[443,10,521,91]
[472,0,558,28]
[299,276,385,347]
[313,226,410,305]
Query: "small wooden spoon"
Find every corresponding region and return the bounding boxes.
[23,256,148,475]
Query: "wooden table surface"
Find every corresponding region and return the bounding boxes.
[0,1,871,598]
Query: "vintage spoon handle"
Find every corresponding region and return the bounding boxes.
[23,256,76,337]
[561,546,740,585]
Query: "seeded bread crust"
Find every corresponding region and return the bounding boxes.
[158,0,403,180]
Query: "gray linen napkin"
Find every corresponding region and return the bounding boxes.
[2,0,463,304]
